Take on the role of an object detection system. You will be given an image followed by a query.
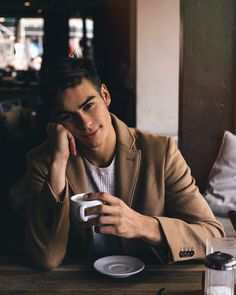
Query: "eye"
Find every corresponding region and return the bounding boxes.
[56,113,73,122]
[83,102,94,111]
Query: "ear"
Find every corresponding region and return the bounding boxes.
[101,84,111,107]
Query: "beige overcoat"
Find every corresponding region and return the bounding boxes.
[24,114,225,269]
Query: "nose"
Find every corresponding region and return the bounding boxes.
[75,112,92,130]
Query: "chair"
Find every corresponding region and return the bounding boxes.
[228,210,236,232]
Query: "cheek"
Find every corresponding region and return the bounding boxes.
[62,122,77,134]
[97,108,110,122]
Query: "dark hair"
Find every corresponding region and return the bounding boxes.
[39,56,102,110]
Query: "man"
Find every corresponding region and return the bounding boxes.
[24,56,224,269]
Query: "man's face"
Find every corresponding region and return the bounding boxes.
[53,78,114,152]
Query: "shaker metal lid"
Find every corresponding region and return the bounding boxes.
[205,251,236,270]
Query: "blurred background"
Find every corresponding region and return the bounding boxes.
[0,0,236,255]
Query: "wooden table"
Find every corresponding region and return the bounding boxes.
[0,256,204,295]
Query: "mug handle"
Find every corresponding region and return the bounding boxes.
[79,205,88,222]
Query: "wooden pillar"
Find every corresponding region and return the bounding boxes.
[179,0,236,192]
[41,12,69,70]
[93,0,136,127]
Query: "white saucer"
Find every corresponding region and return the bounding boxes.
[93,255,145,278]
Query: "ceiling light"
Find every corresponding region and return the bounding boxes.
[24,0,31,7]
[37,8,43,14]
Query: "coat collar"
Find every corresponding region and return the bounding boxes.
[111,114,141,205]
[66,113,141,205]
[110,113,136,150]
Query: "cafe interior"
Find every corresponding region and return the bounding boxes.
[0,0,236,294]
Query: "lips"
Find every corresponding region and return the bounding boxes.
[81,127,100,139]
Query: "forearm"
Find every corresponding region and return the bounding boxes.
[26,182,70,269]
[49,156,68,197]
[137,215,162,246]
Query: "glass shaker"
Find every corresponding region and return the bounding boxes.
[204,251,236,295]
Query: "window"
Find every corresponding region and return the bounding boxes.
[0,17,43,71]
[69,17,94,58]
[0,17,43,86]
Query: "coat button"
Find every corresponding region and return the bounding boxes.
[179,251,184,258]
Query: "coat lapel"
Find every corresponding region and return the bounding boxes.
[66,114,141,204]
[109,113,142,206]
[116,145,141,206]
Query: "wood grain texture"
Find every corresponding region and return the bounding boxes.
[179,0,236,192]
[0,257,204,295]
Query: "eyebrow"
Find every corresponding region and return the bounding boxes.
[79,96,95,109]
[55,95,96,117]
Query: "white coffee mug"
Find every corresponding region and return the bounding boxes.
[70,193,102,222]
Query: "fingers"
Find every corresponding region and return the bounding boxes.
[46,121,77,157]
[84,192,120,205]
[46,121,57,135]
[82,193,138,238]
[85,203,116,217]
[94,224,125,237]
[67,131,77,156]
[97,225,116,235]
[84,202,118,228]
[86,214,117,227]
[84,204,118,228]
[46,121,66,141]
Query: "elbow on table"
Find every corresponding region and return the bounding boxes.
[27,251,65,271]
[212,218,226,238]
[38,258,62,271]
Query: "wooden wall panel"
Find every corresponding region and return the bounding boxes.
[179,0,236,192]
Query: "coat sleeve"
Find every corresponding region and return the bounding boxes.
[25,152,70,270]
[153,137,225,263]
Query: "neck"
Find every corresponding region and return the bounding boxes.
[84,149,116,167]
[80,127,116,168]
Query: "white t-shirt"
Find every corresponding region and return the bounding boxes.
[83,156,123,261]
